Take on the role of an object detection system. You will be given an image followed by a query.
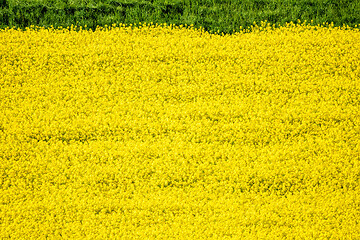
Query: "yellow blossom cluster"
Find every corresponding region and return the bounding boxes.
[0,22,359,239]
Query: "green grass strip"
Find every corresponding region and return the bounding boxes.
[1,0,360,33]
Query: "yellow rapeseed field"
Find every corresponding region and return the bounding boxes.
[0,22,359,239]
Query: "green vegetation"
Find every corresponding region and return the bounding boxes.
[1,0,360,33]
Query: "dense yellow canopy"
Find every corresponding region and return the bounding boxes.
[1,23,359,238]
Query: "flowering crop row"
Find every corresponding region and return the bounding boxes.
[0,23,359,239]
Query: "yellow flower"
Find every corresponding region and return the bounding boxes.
[0,22,359,239]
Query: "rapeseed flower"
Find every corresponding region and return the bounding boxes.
[0,22,359,239]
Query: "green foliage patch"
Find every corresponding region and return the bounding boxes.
[1,0,360,33]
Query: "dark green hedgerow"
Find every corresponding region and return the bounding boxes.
[0,0,360,33]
